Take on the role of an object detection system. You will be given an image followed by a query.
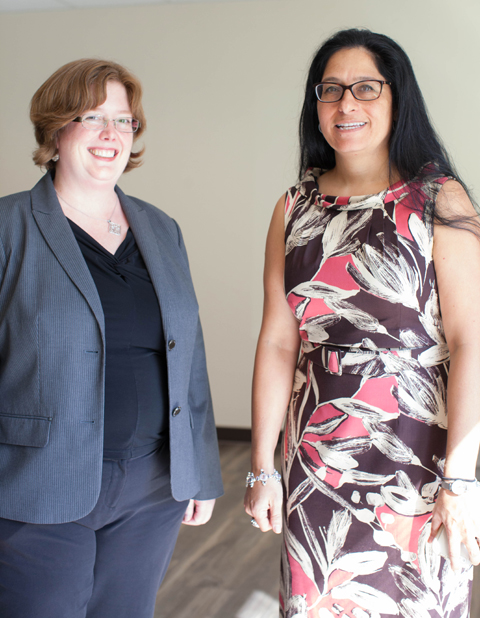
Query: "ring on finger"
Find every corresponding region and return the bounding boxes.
[250,518,260,528]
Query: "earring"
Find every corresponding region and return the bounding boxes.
[52,153,59,162]
[318,124,323,134]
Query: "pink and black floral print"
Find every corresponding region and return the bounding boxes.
[280,169,472,618]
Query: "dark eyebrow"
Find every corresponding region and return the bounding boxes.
[321,76,379,83]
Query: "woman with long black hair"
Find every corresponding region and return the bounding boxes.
[245,28,480,617]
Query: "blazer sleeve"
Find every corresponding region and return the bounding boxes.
[175,222,224,500]
[0,235,6,272]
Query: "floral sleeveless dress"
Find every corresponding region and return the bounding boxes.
[280,168,472,618]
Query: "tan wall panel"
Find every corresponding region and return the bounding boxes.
[0,0,478,427]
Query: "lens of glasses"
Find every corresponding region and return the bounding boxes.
[352,81,382,100]
[315,80,383,102]
[315,83,344,102]
[82,115,106,130]
[114,117,140,133]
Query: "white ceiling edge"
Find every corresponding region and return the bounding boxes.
[0,0,273,13]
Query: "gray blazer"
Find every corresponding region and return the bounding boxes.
[0,172,223,524]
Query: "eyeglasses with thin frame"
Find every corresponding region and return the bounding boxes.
[73,114,141,133]
[314,80,391,103]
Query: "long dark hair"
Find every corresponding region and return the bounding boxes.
[299,28,478,231]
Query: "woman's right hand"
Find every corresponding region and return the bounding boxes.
[245,194,298,536]
[244,477,283,534]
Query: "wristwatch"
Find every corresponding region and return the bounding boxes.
[440,477,479,495]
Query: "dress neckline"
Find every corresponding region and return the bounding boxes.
[299,167,411,210]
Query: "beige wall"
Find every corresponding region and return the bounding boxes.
[0,0,478,428]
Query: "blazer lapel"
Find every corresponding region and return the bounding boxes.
[117,187,200,343]
[116,189,175,336]
[31,173,105,335]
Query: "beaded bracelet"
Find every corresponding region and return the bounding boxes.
[245,469,281,488]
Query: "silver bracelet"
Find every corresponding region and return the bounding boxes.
[440,476,480,495]
[246,468,281,488]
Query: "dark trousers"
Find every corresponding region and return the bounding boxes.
[0,444,188,618]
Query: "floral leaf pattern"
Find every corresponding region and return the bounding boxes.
[347,243,420,310]
[280,169,470,617]
[325,508,352,563]
[320,210,373,266]
[330,581,399,615]
[285,205,334,256]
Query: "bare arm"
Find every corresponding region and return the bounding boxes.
[244,195,301,533]
[429,180,480,569]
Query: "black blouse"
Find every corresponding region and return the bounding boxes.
[69,220,169,459]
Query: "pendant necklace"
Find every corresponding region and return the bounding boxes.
[56,191,122,236]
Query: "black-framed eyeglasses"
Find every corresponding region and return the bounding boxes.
[73,114,141,133]
[314,80,391,103]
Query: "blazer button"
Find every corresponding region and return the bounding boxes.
[172,407,181,417]
[168,340,176,350]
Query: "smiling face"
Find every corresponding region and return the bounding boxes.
[55,81,134,191]
[317,47,393,162]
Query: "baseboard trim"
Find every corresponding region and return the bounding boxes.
[216,427,251,442]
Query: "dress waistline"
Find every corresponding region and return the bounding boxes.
[302,342,449,377]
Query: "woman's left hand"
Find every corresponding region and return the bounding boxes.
[429,488,480,571]
[182,499,216,526]
[430,182,480,572]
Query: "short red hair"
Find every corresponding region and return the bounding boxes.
[30,58,146,172]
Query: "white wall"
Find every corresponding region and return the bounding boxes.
[0,0,478,427]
